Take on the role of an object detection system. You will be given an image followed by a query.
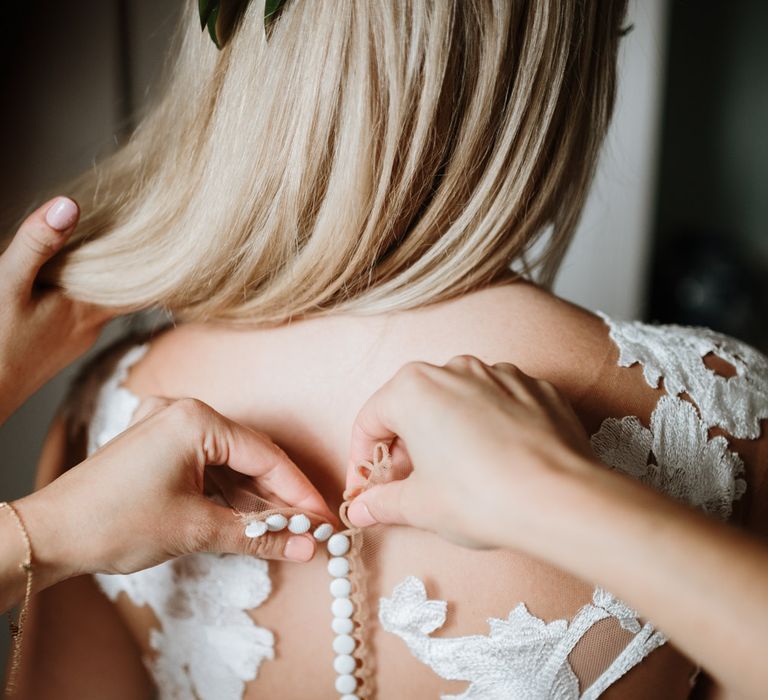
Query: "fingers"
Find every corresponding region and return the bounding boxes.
[347,356,508,490]
[347,361,439,486]
[346,478,418,529]
[223,423,338,525]
[347,379,399,473]
[1,196,80,295]
[347,357,511,482]
[174,399,339,526]
[484,360,540,401]
[129,396,174,426]
[491,361,567,410]
[199,501,319,562]
[78,300,121,328]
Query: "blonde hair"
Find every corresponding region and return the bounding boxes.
[40,0,627,325]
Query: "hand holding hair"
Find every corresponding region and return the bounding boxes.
[345,356,768,700]
[0,196,113,424]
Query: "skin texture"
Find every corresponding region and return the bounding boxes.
[19,281,761,699]
[345,357,768,699]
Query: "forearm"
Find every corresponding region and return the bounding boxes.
[506,457,768,699]
[0,352,52,426]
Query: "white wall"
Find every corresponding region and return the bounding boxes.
[555,0,669,320]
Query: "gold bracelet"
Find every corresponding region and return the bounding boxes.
[1,501,33,697]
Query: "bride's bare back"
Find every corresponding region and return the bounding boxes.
[20,281,767,699]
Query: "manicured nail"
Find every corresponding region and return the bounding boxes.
[348,501,376,527]
[45,197,78,231]
[284,535,315,562]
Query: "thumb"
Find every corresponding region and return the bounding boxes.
[1,196,80,294]
[347,478,422,529]
[200,501,319,563]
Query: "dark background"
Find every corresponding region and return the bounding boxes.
[649,1,768,348]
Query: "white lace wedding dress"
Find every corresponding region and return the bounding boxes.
[71,311,768,700]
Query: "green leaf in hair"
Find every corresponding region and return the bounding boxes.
[198,0,219,30]
[265,0,288,21]
[198,0,289,50]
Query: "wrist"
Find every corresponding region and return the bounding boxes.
[12,490,82,591]
[0,505,31,613]
[492,449,686,586]
[488,448,616,555]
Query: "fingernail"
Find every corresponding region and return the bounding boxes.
[45,197,78,231]
[284,535,315,562]
[348,501,376,527]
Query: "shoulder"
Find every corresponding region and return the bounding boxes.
[596,313,768,440]
[470,284,766,529]
[587,312,768,528]
[424,284,768,527]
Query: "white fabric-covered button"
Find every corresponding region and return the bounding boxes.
[265,514,288,531]
[327,533,350,556]
[334,654,356,675]
[330,577,352,598]
[332,598,354,618]
[333,634,356,655]
[332,617,354,634]
[244,520,267,538]
[313,523,333,541]
[327,557,350,577]
[335,674,358,694]
[287,514,311,534]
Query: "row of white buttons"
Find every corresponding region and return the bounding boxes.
[327,533,360,699]
[244,514,334,541]
[243,517,360,697]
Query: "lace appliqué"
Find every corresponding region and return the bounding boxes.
[96,555,273,700]
[591,394,747,520]
[87,344,148,455]
[85,344,276,700]
[597,311,768,439]
[379,577,664,700]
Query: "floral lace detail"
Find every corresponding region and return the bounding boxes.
[591,394,747,520]
[87,344,148,455]
[597,311,768,439]
[379,577,664,700]
[95,555,273,700]
[85,344,277,700]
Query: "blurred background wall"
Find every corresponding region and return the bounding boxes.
[0,0,765,671]
[554,0,668,320]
